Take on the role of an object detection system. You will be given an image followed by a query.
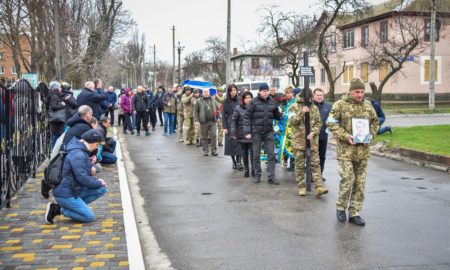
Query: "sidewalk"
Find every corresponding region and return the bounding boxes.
[0,146,132,269]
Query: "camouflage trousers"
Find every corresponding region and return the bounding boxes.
[294,149,323,189]
[217,120,224,145]
[336,159,368,217]
[184,116,195,144]
[177,112,184,142]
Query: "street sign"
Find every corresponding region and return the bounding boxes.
[300,66,315,77]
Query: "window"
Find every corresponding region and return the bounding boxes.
[330,34,337,52]
[0,66,4,74]
[343,64,354,84]
[320,68,326,84]
[380,21,388,43]
[344,30,354,48]
[361,63,369,82]
[12,66,17,74]
[310,72,315,85]
[271,57,281,69]
[424,59,438,81]
[361,26,369,47]
[251,57,260,70]
[425,19,440,42]
[271,78,280,88]
[379,62,388,81]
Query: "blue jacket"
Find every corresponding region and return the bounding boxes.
[370,99,385,119]
[76,87,105,120]
[147,91,156,109]
[97,88,109,111]
[53,138,103,198]
[104,91,117,107]
[62,113,92,146]
[313,100,332,140]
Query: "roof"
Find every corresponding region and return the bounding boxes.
[337,0,450,29]
[231,53,283,61]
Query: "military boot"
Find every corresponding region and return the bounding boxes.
[196,139,201,147]
[298,187,306,196]
[349,216,366,226]
[315,186,328,196]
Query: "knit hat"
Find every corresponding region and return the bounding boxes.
[217,87,224,93]
[349,78,365,91]
[259,83,269,91]
[49,81,61,92]
[81,129,104,144]
[193,89,199,94]
[184,86,191,91]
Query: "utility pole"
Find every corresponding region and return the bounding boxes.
[172,26,176,86]
[177,42,184,84]
[53,0,63,80]
[429,0,437,111]
[225,0,231,85]
[153,44,156,91]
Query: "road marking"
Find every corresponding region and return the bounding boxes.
[115,127,175,270]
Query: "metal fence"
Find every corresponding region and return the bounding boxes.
[0,79,51,209]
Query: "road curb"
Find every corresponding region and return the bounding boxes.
[114,127,146,269]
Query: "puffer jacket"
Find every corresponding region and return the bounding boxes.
[231,104,251,143]
[120,89,132,113]
[132,92,148,112]
[326,93,378,161]
[62,113,92,146]
[243,94,281,134]
[53,137,103,198]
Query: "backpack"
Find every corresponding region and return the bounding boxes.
[44,150,68,187]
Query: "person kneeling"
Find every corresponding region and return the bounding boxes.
[45,129,108,224]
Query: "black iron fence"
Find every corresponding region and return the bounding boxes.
[0,79,51,209]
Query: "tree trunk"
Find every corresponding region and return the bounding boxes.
[369,82,382,104]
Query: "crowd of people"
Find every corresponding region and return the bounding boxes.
[41,75,392,227]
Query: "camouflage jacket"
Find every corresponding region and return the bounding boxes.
[288,99,322,152]
[326,93,379,161]
[176,91,184,115]
[182,93,194,118]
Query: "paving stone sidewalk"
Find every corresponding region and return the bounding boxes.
[0,163,129,270]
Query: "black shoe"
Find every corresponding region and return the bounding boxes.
[336,210,346,222]
[131,131,135,135]
[152,127,156,131]
[45,202,61,224]
[237,163,244,171]
[204,152,209,156]
[349,216,366,226]
[251,170,255,177]
[41,179,51,199]
[218,142,223,146]
[211,151,218,156]
[268,179,279,185]
[322,176,326,182]
[254,177,261,184]
[145,131,151,136]
[244,169,249,177]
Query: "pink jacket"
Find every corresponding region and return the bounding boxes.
[120,88,132,113]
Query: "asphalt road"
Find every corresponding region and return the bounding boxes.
[123,126,450,270]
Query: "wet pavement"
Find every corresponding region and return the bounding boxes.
[122,125,450,270]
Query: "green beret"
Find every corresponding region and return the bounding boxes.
[193,89,199,94]
[184,86,191,91]
[349,78,365,91]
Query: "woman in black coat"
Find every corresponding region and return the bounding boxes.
[222,84,242,170]
[48,82,66,149]
[231,91,254,177]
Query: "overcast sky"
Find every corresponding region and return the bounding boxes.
[122,0,386,64]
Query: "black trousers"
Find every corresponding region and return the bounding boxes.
[123,113,133,132]
[318,139,328,173]
[252,132,275,179]
[240,142,253,171]
[118,114,124,126]
[157,108,164,125]
[135,111,149,132]
[148,108,157,128]
[104,107,115,125]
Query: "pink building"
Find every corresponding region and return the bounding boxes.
[310,0,450,99]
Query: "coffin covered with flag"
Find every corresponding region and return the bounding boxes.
[181,80,217,95]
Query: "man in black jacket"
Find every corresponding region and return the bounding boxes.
[76,81,105,120]
[62,105,93,147]
[155,86,165,126]
[244,83,282,184]
[132,85,150,136]
[313,88,332,180]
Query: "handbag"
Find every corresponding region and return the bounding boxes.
[48,108,66,123]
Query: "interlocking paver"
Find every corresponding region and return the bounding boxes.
[0,163,129,269]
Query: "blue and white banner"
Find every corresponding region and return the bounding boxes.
[181,80,217,95]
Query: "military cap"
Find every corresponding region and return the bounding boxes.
[81,129,104,143]
[349,78,365,91]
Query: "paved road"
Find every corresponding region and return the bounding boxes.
[122,127,450,270]
[386,114,450,127]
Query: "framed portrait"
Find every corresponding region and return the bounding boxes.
[352,118,370,144]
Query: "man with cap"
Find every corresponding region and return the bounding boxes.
[215,87,225,146]
[191,89,201,146]
[45,129,108,224]
[181,86,195,145]
[194,88,219,156]
[243,83,282,184]
[327,78,378,226]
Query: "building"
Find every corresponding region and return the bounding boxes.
[0,35,31,85]
[309,0,450,99]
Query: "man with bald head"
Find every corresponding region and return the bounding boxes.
[77,81,106,120]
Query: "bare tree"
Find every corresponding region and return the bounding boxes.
[183,50,207,80]
[258,6,316,87]
[204,36,226,86]
[315,0,371,101]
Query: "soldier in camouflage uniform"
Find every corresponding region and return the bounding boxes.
[176,85,184,142]
[327,78,378,226]
[288,87,328,197]
[192,89,201,147]
[215,88,225,146]
[182,86,195,145]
